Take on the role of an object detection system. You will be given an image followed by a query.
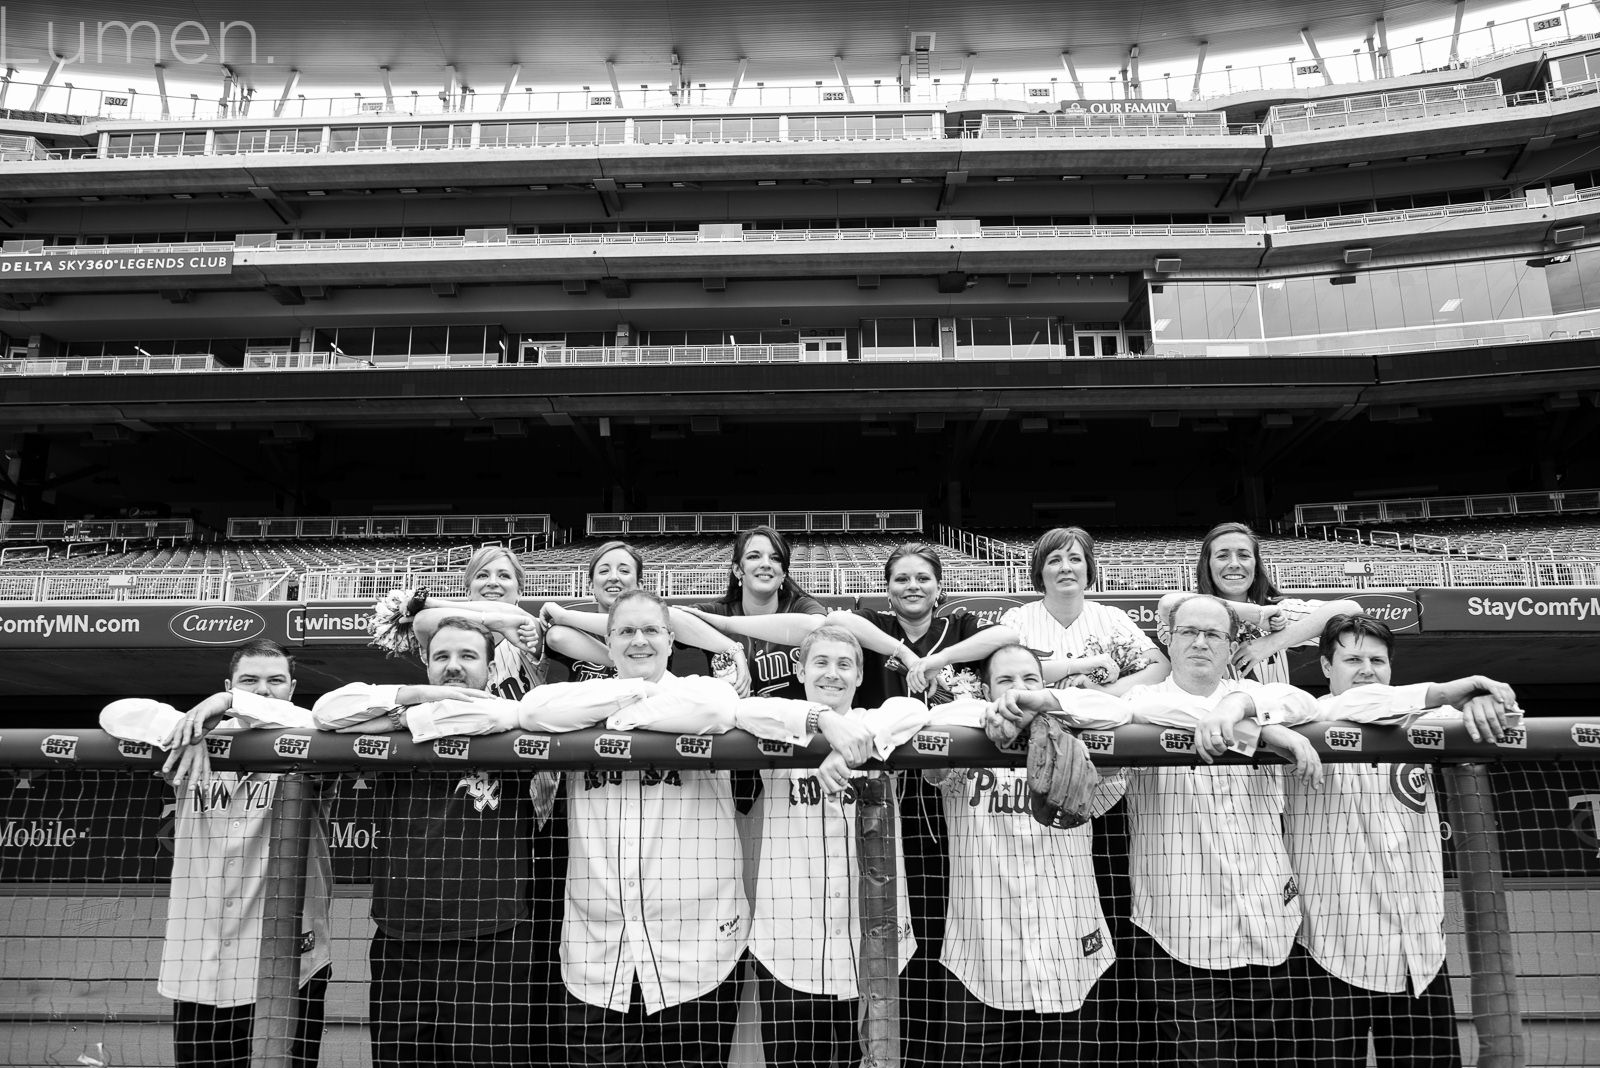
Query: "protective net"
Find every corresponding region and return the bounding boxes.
[0,721,1596,1067]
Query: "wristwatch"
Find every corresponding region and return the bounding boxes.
[385,706,408,732]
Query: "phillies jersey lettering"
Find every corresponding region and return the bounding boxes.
[963,768,1031,814]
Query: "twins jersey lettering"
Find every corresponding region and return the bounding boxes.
[1122,677,1301,969]
[1234,596,1319,686]
[751,763,916,998]
[1283,682,1448,994]
[488,639,537,701]
[998,600,1158,689]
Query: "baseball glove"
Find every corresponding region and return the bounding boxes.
[1026,713,1098,829]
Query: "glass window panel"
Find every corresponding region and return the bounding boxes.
[1076,335,1097,357]
[1011,317,1055,355]
[371,327,411,355]
[790,116,818,140]
[128,132,158,155]
[763,330,800,344]
[1174,285,1210,337]
[1150,285,1183,338]
[1339,273,1377,333]
[154,132,183,156]
[1546,255,1586,314]
[598,121,626,144]
[873,319,915,346]
[1423,265,1464,324]
[333,328,374,356]
[1514,260,1554,318]
[1368,271,1404,330]
[685,329,723,345]
[326,127,356,152]
[107,134,132,155]
[1282,278,1318,336]
[1099,336,1118,356]
[1259,281,1289,337]
[504,123,539,147]
[421,126,450,148]
[1557,56,1588,84]
[447,325,486,352]
[845,115,876,138]
[691,119,723,141]
[355,127,387,150]
[1453,261,1491,323]
[410,325,449,354]
[750,117,780,140]
[389,126,421,150]
[969,318,1010,345]
[813,115,847,140]
[1397,268,1432,328]
[1573,246,1600,311]
[183,131,209,154]
[722,118,752,141]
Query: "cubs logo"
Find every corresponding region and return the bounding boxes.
[1571,724,1600,749]
[273,735,310,759]
[353,736,391,761]
[515,735,552,760]
[455,771,501,812]
[757,738,794,757]
[1494,728,1527,750]
[40,734,78,760]
[1159,729,1194,754]
[1407,725,1444,751]
[913,731,951,755]
[1080,731,1115,755]
[595,735,632,759]
[1324,727,1362,752]
[117,740,154,759]
[1389,763,1431,814]
[433,738,470,760]
[675,735,713,758]
[1081,929,1105,956]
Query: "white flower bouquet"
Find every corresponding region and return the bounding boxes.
[368,587,430,658]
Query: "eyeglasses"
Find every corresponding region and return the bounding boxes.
[1172,625,1231,644]
[610,625,669,640]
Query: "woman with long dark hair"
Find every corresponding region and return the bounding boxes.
[1177,521,1362,684]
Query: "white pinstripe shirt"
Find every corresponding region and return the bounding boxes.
[1282,683,1448,994]
[1121,677,1307,970]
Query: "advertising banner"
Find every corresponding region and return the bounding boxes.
[0,250,233,279]
[0,603,301,648]
[1419,587,1600,632]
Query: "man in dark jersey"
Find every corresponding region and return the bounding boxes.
[314,617,559,1068]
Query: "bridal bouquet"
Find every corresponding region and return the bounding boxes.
[1080,633,1153,685]
[369,587,430,658]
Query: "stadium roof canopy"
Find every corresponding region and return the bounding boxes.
[0,0,1520,97]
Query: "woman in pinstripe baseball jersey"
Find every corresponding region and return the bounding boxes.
[998,527,1170,694]
[1186,522,1362,686]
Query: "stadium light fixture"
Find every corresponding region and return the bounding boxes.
[1344,247,1373,264]
[1330,275,1357,285]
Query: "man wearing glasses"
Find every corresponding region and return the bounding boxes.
[1116,593,1323,1068]
[559,588,748,1067]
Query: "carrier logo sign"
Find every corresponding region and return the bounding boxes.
[515,735,552,760]
[1324,727,1363,752]
[40,734,78,760]
[1080,731,1115,755]
[353,736,391,761]
[274,735,311,759]
[433,738,471,760]
[117,740,154,759]
[169,606,266,646]
[1159,729,1195,753]
[595,735,632,759]
[757,738,794,757]
[205,735,234,759]
[675,735,713,758]
[1572,724,1600,749]
[913,731,951,756]
[1407,725,1445,751]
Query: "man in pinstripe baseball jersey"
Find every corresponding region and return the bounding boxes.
[1118,593,1323,1068]
[1197,613,1515,1068]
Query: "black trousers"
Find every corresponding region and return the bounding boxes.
[172,966,329,1068]
[1285,943,1462,1068]
[937,964,1098,1068]
[563,963,742,1068]
[369,920,551,1068]
[1136,936,1289,1068]
[753,958,859,1068]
